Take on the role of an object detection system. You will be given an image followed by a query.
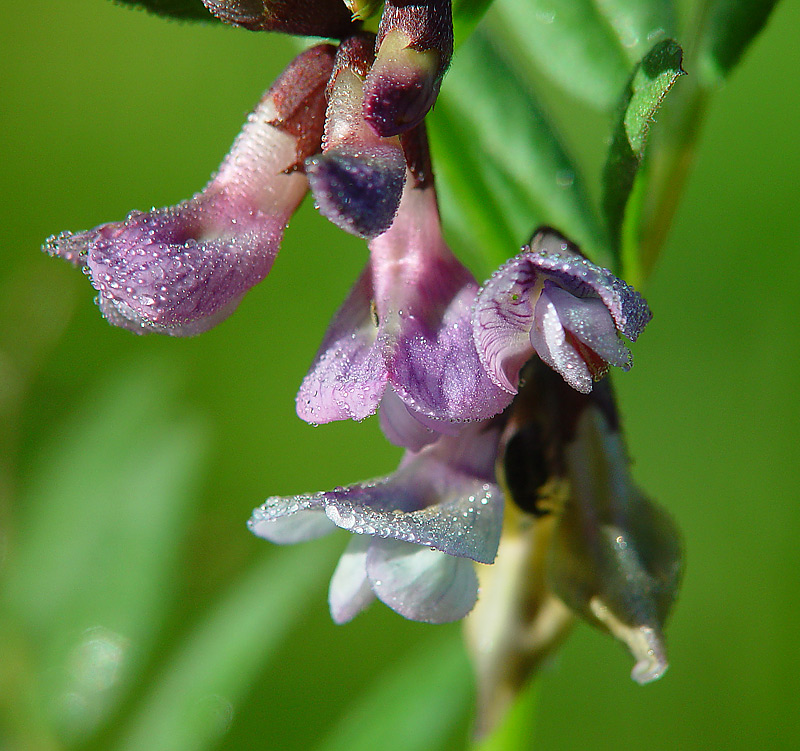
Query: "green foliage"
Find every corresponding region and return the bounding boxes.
[488,0,676,110]
[111,0,218,22]
[698,0,781,84]
[602,39,685,272]
[431,29,607,270]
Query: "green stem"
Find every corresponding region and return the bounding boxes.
[471,676,541,751]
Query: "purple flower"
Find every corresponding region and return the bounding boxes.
[306,34,407,239]
[473,227,652,394]
[44,45,335,336]
[249,419,504,623]
[297,127,511,448]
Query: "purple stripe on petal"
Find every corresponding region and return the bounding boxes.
[366,538,478,623]
[370,186,513,423]
[473,227,652,393]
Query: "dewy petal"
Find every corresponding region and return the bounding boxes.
[328,535,376,624]
[363,0,454,136]
[249,423,504,565]
[296,267,388,423]
[307,34,406,239]
[45,45,335,337]
[366,538,478,623]
[378,385,439,452]
[247,498,337,544]
[201,0,355,38]
[473,227,652,392]
[371,183,513,423]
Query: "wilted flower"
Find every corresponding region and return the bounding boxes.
[45,45,335,336]
[249,418,504,624]
[467,359,681,731]
[473,227,653,394]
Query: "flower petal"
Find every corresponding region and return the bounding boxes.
[370,185,513,422]
[328,535,376,624]
[247,500,336,544]
[45,45,335,336]
[296,267,388,424]
[308,37,406,239]
[366,538,478,623]
[248,425,504,564]
[473,227,651,392]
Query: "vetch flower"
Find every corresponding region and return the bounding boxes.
[306,33,407,239]
[297,124,511,447]
[44,45,335,336]
[249,418,504,623]
[473,227,653,394]
[363,0,454,136]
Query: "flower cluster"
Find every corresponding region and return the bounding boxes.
[45,0,679,686]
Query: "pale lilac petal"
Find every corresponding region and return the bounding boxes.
[248,425,504,564]
[530,289,593,394]
[526,229,652,341]
[546,285,632,369]
[378,386,439,451]
[328,535,375,624]
[296,268,388,423]
[247,500,336,544]
[366,538,478,623]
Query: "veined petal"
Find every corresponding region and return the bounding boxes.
[247,498,336,544]
[366,538,478,623]
[45,45,335,336]
[329,535,375,624]
[473,227,651,392]
[296,267,388,423]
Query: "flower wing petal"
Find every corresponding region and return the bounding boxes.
[366,538,478,623]
[297,267,388,423]
[329,535,376,624]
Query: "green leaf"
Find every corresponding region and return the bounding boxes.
[116,539,340,751]
[452,0,496,45]
[601,38,685,275]
[431,28,608,272]
[316,633,472,751]
[2,361,208,742]
[111,0,219,22]
[698,0,780,85]
[488,0,676,110]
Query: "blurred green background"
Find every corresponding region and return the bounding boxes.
[1,1,798,749]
